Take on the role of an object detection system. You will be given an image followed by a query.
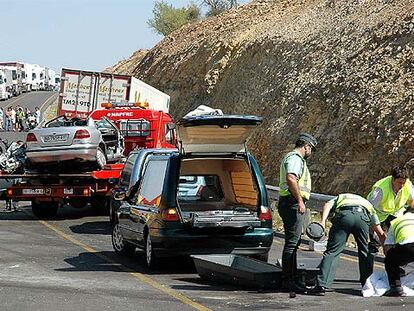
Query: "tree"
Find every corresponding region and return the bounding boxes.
[202,0,238,16]
[148,1,201,36]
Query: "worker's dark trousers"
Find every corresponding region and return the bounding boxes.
[385,243,414,287]
[317,208,371,288]
[278,195,305,286]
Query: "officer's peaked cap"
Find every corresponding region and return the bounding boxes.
[298,133,317,149]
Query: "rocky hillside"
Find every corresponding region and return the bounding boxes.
[104,49,148,75]
[109,0,414,195]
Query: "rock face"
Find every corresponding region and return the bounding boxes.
[113,0,414,195]
[104,49,148,75]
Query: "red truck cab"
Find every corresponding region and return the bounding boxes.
[89,102,176,155]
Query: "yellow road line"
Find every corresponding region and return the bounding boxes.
[273,237,384,269]
[38,220,212,311]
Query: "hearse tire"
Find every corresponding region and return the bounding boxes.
[112,222,135,257]
[145,232,158,270]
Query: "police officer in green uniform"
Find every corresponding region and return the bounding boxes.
[383,210,414,296]
[311,193,386,295]
[278,133,317,293]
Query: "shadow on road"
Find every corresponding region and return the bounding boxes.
[334,288,362,296]
[69,221,111,235]
[0,207,34,221]
[171,277,241,292]
[0,204,108,221]
[55,250,197,275]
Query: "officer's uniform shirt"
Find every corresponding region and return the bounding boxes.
[368,184,414,215]
[324,197,380,226]
[284,153,304,180]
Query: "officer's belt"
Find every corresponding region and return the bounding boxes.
[338,205,366,213]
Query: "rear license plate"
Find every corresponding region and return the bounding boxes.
[43,134,69,142]
[22,188,44,195]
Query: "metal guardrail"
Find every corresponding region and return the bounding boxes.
[266,185,335,212]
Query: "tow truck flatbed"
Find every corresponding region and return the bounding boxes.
[0,163,124,180]
[2,163,124,217]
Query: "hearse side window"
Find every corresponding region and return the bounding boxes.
[119,153,138,187]
[134,159,168,207]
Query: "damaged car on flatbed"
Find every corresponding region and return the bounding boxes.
[111,114,273,269]
[25,115,124,171]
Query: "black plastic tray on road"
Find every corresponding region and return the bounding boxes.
[191,254,283,289]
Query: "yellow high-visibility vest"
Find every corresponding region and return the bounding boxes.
[279,151,311,200]
[368,176,412,222]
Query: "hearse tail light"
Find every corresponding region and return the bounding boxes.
[164,208,179,221]
[74,129,91,139]
[26,133,37,142]
[258,206,272,221]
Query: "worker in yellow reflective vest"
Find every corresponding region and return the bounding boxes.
[368,166,414,227]
[278,133,317,294]
[310,194,386,296]
[367,166,414,269]
[383,210,414,296]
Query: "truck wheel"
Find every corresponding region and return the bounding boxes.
[96,148,107,169]
[145,232,157,269]
[91,196,109,215]
[112,222,135,257]
[69,199,88,209]
[32,201,59,219]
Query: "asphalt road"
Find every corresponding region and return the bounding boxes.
[0,90,58,113]
[0,203,413,311]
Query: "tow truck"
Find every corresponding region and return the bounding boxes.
[2,102,176,218]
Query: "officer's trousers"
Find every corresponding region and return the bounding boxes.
[317,208,371,288]
[278,195,305,286]
[385,243,414,287]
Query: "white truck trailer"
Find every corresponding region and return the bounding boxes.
[0,67,13,100]
[58,68,170,118]
[0,62,29,94]
[46,68,56,91]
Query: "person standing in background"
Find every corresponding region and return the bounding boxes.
[0,107,4,130]
[278,133,318,294]
[10,107,16,131]
[34,107,41,125]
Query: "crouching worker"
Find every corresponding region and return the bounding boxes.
[383,210,414,296]
[311,193,386,295]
